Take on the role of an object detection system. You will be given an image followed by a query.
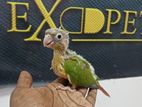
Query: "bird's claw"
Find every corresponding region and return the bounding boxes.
[56,86,76,92]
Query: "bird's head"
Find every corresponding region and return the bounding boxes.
[43,28,69,51]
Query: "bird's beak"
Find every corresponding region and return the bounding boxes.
[43,37,55,48]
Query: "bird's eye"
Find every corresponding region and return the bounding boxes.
[56,33,63,40]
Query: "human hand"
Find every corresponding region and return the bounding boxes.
[10,71,97,107]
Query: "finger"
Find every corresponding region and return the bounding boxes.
[49,81,64,88]
[66,90,93,107]
[86,89,97,105]
[16,71,32,88]
[78,88,88,96]
[50,83,91,107]
[36,87,54,107]
[49,83,93,107]
[88,89,97,99]
[53,78,69,86]
[47,83,65,107]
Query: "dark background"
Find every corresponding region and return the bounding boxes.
[0,0,142,85]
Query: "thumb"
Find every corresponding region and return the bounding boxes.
[16,71,32,88]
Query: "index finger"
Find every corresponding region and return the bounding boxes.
[87,89,97,105]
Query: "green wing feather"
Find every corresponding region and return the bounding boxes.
[64,55,99,88]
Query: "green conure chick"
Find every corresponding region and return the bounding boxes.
[43,28,110,97]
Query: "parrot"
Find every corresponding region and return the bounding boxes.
[43,28,110,98]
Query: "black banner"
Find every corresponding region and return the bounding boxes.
[0,0,142,84]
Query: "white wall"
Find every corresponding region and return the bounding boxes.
[96,77,142,107]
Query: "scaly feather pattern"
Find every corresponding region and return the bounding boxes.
[64,50,110,97]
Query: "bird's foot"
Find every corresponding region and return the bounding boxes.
[56,86,76,92]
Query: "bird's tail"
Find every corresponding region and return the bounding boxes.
[98,85,110,97]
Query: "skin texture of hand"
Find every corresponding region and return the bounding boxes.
[10,71,97,107]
